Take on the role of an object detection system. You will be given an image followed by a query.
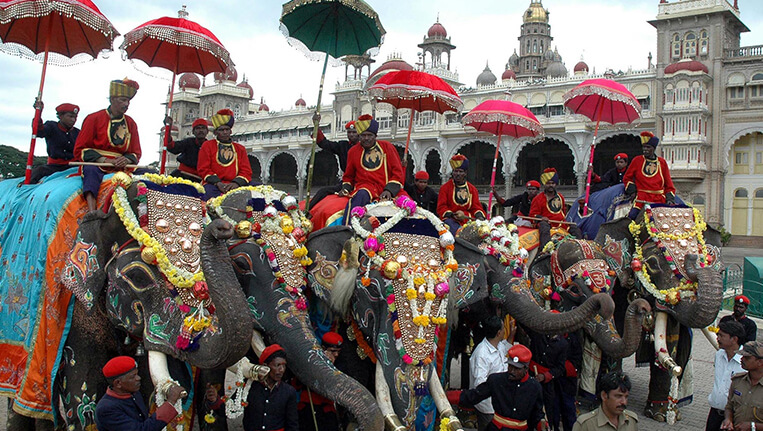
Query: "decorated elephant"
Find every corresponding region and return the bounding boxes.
[302,200,616,430]
[0,172,253,430]
[528,204,723,423]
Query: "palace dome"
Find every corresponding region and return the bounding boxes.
[502,68,517,80]
[664,59,709,75]
[213,65,238,82]
[427,21,447,38]
[477,63,497,87]
[295,97,306,107]
[523,0,549,23]
[237,80,253,99]
[573,61,589,73]
[178,73,200,90]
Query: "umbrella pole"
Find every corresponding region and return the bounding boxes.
[160,71,178,175]
[487,125,503,213]
[582,101,606,216]
[24,19,54,185]
[305,52,329,212]
[403,108,414,175]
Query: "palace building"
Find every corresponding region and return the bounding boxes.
[166,0,763,237]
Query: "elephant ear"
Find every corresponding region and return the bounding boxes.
[595,217,635,284]
[704,225,722,247]
[62,208,123,311]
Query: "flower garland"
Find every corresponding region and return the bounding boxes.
[628,205,710,306]
[350,196,457,367]
[155,378,185,430]
[223,360,253,419]
[439,417,450,431]
[471,216,528,277]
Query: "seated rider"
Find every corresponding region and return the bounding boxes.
[529,168,582,249]
[492,180,540,226]
[591,152,629,193]
[164,117,210,182]
[197,109,252,200]
[623,131,675,219]
[74,78,141,212]
[30,101,80,184]
[437,155,486,233]
[404,170,438,213]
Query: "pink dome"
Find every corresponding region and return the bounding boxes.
[368,58,414,80]
[213,65,238,82]
[237,80,254,99]
[664,59,708,75]
[178,73,200,90]
[295,97,306,107]
[427,22,447,38]
[501,69,516,80]
[573,61,589,73]
[258,98,269,112]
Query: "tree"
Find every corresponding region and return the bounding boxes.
[0,145,48,180]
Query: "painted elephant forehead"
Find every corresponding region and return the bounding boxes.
[646,206,704,280]
[145,189,204,277]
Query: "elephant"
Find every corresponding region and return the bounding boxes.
[13,174,254,430]
[528,204,723,423]
[302,206,617,430]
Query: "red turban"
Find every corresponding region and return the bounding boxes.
[56,103,79,114]
[526,180,541,189]
[192,118,209,129]
[736,295,750,305]
[414,171,429,180]
[260,344,286,365]
[506,344,532,368]
[102,356,137,378]
[345,121,356,131]
[321,332,343,348]
[614,153,629,161]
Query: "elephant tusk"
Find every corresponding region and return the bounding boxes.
[251,329,266,356]
[375,361,406,431]
[701,326,720,351]
[654,311,682,376]
[148,350,171,388]
[428,369,464,431]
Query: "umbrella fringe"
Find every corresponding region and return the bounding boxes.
[280,0,386,35]
[0,41,103,66]
[120,25,231,69]
[368,86,462,112]
[562,84,642,117]
[0,0,118,37]
[462,112,545,137]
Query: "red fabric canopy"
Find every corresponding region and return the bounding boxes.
[367,70,462,113]
[563,78,641,125]
[462,99,543,138]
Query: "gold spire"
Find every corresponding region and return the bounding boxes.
[523,0,549,24]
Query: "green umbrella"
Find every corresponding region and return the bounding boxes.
[280,0,385,210]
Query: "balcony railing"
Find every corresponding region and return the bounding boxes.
[725,45,763,60]
[657,0,739,19]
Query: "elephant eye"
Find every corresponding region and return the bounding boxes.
[231,252,254,274]
[644,255,662,277]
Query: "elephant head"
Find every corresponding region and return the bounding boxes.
[206,186,384,431]
[63,174,253,371]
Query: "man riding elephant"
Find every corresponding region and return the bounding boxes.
[623,131,675,219]
[529,167,581,249]
[438,154,486,233]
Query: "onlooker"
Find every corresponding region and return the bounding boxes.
[492,180,540,225]
[404,170,438,213]
[242,344,298,431]
[309,113,359,209]
[470,316,510,431]
[296,332,344,431]
[30,100,80,184]
[720,295,758,344]
[165,117,209,182]
[95,356,184,430]
[707,320,745,431]
[721,341,763,431]
[572,371,638,431]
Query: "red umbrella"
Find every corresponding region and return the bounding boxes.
[462,100,544,211]
[563,78,641,215]
[120,6,232,174]
[0,0,119,183]
[367,70,462,173]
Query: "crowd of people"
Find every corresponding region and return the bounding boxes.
[31,80,763,431]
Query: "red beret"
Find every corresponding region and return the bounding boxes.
[736,295,750,305]
[322,332,343,347]
[102,356,137,378]
[56,103,79,114]
[526,180,541,188]
[260,344,285,365]
[507,344,532,368]
[614,153,629,161]
[192,118,209,128]
[414,171,429,180]
[345,121,356,131]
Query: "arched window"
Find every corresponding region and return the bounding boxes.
[693,196,705,205]
[684,32,697,58]
[735,189,748,198]
[699,30,709,56]
[665,84,674,106]
[756,189,763,199]
[753,73,763,81]
[533,40,538,53]
[672,34,682,59]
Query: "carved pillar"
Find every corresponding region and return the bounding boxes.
[576,171,587,196]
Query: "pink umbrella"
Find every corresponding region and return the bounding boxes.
[563,78,641,215]
[462,100,544,211]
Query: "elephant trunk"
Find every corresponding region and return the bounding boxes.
[672,255,723,328]
[193,219,254,368]
[585,298,651,359]
[503,287,615,335]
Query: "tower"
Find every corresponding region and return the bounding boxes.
[418,17,461,87]
[515,0,553,78]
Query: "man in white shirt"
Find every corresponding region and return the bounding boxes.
[707,320,745,431]
[470,316,511,431]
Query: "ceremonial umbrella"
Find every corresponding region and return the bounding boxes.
[563,78,641,215]
[367,69,462,173]
[280,0,385,210]
[120,6,232,174]
[462,100,544,212]
[0,0,119,183]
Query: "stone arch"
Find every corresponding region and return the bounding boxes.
[508,134,578,174]
[513,137,576,188]
[449,140,506,186]
[723,128,763,170]
[248,153,264,184]
[266,151,299,191]
[308,150,340,187]
[422,147,443,185]
[592,132,642,175]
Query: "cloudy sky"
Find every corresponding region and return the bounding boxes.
[1,0,761,165]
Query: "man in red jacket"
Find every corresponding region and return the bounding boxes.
[623,131,675,219]
[74,78,141,212]
[529,168,581,249]
[437,154,486,233]
[197,109,252,200]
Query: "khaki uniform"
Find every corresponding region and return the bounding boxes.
[572,406,638,431]
[726,371,763,426]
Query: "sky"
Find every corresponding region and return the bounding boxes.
[1,0,761,165]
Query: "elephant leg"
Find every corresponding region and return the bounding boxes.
[645,315,690,423]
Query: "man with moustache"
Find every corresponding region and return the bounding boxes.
[29,101,80,184]
[720,295,759,345]
[706,321,745,431]
[164,117,210,182]
[721,341,763,431]
[623,131,675,219]
[529,168,581,248]
[572,371,638,431]
[492,180,541,226]
[438,154,486,233]
[197,109,252,200]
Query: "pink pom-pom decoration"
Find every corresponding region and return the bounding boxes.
[387,294,395,304]
[402,354,413,364]
[550,292,562,301]
[364,237,379,252]
[435,282,450,296]
[295,297,307,310]
[179,304,191,313]
[351,206,366,218]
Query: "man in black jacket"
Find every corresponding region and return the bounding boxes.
[493,180,540,225]
[404,170,438,213]
[309,113,360,209]
[164,117,209,182]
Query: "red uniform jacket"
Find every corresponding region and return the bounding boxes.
[74,109,141,168]
[529,192,567,228]
[437,179,486,224]
[623,155,675,208]
[197,139,252,186]
[341,140,403,198]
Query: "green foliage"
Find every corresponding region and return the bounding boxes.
[717,224,732,246]
[0,145,48,180]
